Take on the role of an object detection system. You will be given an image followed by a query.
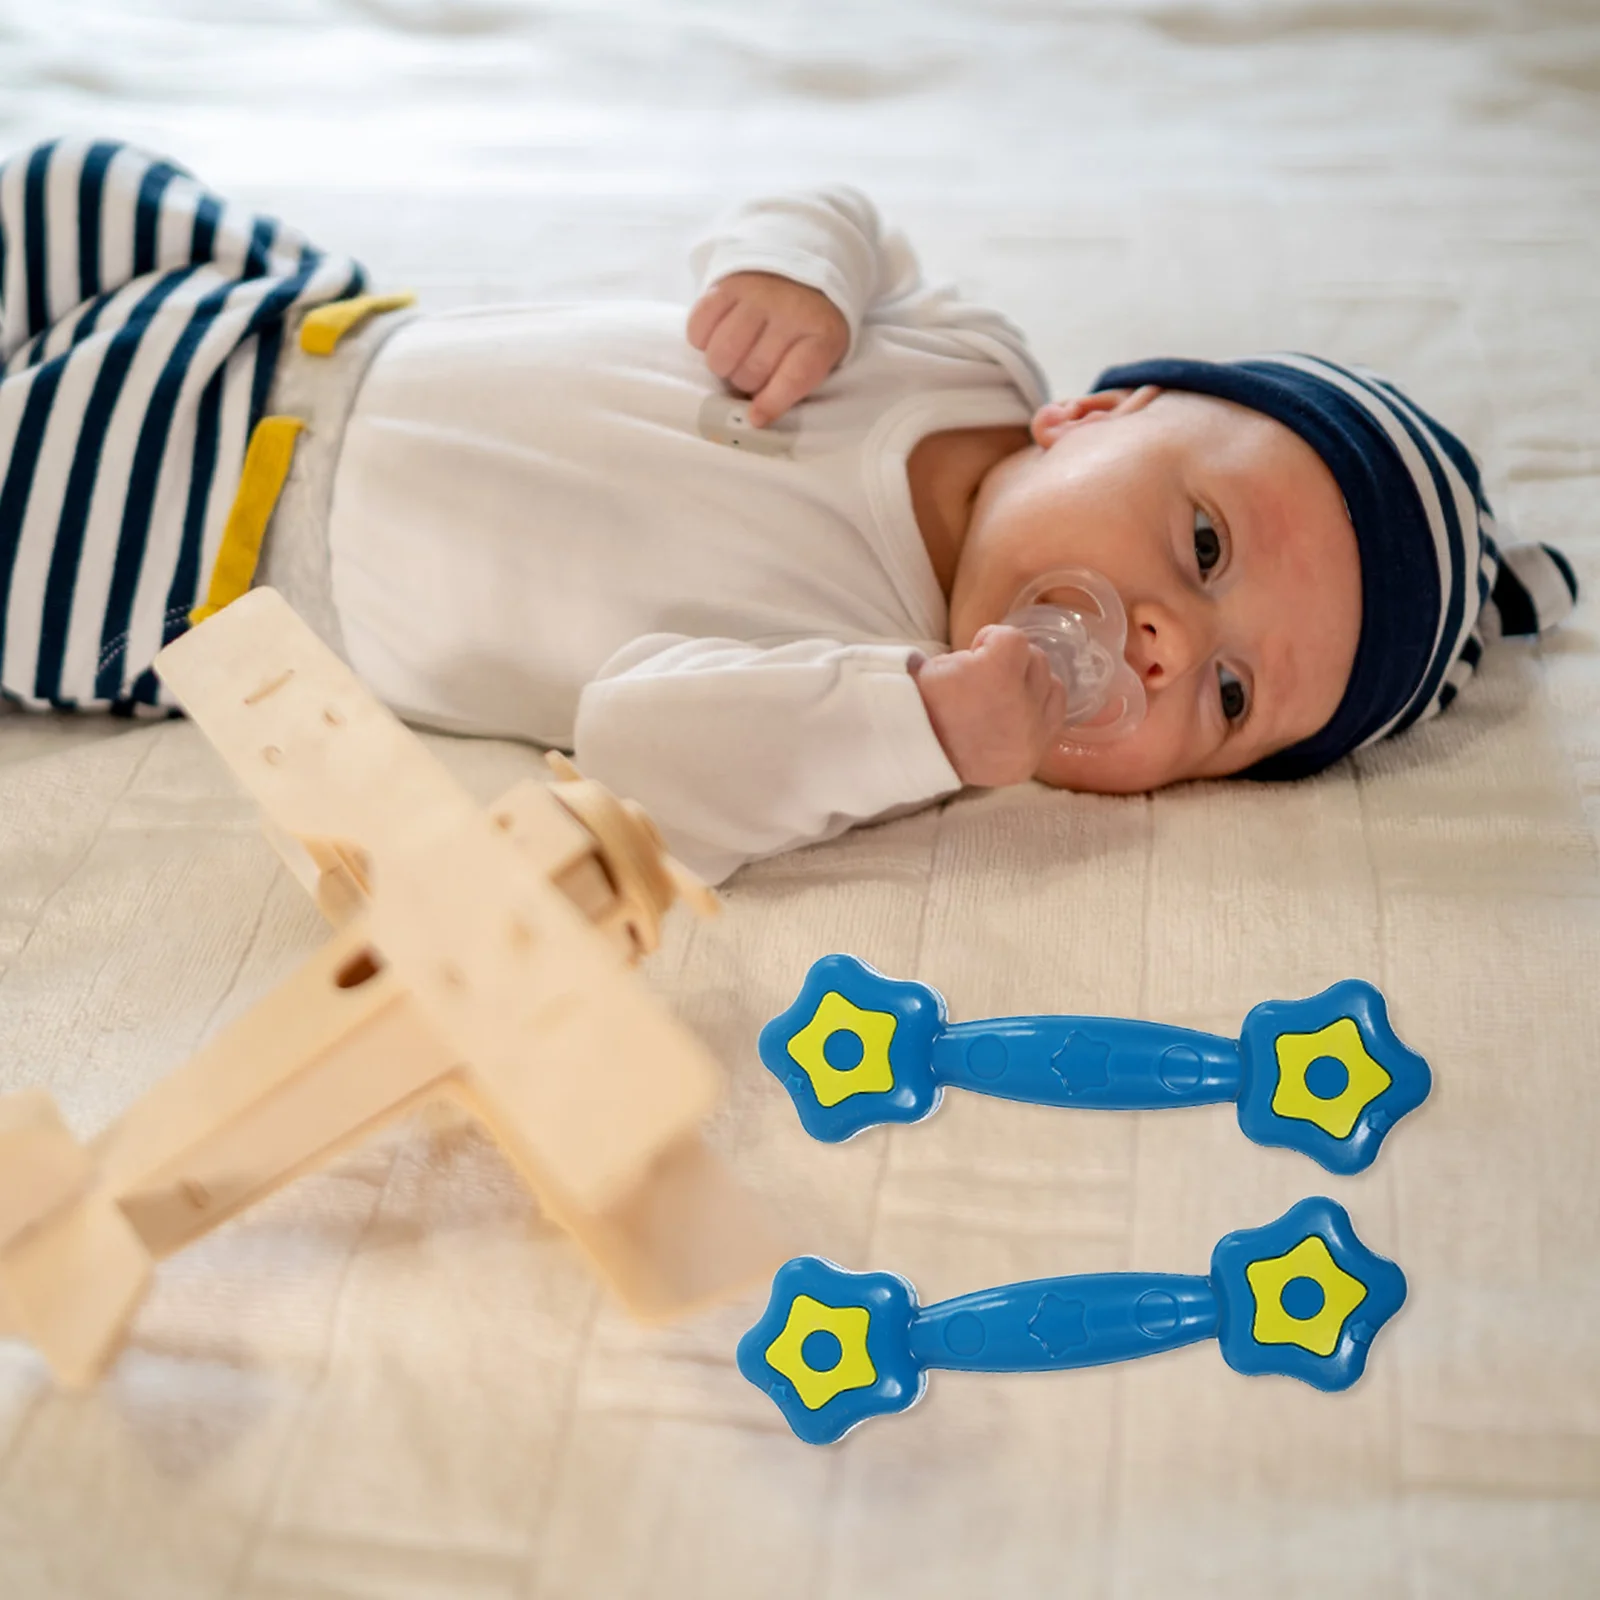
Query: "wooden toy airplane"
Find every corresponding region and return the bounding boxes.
[0,587,784,1388]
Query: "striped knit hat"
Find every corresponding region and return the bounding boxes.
[1092,353,1579,780]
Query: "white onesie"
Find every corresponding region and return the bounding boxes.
[326,189,1051,884]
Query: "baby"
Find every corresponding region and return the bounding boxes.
[0,139,1577,884]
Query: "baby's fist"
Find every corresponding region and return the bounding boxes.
[912,626,1068,788]
[687,271,848,426]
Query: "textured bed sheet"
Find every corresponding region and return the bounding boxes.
[1,3,1598,1596]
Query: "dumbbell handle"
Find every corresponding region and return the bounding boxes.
[906,1272,1219,1373]
[933,1018,1241,1108]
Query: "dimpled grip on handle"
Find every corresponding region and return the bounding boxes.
[758,955,1431,1173]
[737,1197,1407,1444]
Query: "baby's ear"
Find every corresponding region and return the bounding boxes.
[1031,386,1159,447]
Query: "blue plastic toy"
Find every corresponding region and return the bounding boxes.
[759,954,1430,1175]
[738,1196,1406,1445]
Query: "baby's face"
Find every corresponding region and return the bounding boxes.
[949,387,1363,791]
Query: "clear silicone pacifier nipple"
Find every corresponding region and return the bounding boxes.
[1001,567,1146,748]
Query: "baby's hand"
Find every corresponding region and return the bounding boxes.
[686,271,848,427]
[911,626,1068,788]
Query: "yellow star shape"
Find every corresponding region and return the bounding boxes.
[1272,1017,1391,1139]
[1246,1235,1368,1357]
[785,990,898,1108]
[764,1294,878,1411]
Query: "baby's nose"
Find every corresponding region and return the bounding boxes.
[1125,600,1209,688]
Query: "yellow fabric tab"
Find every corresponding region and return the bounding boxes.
[298,291,417,356]
[189,416,305,627]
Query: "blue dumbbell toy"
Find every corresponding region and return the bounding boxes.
[759,954,1430,1174]
[738,1196,1406,1445]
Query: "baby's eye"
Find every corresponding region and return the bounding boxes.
[1193,506,1223,575]
[1218,663,1248,724]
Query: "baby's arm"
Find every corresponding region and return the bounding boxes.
[686,271,848,428]
[684,186,900,426]
[574,633,963,885]
[687,187,920,360]
[686,185,1050,417]
[911,627,1068,788]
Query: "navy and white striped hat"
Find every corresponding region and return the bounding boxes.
[1093,353,1579,779]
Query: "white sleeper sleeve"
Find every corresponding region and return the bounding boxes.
[688,186,1050,404]
[574,634,964,885]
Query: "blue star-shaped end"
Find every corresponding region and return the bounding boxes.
[1236,979,1432,1174]
[1210,1196,1407,1391]
[736,1256,926,1445]
[1049,1032,1111,1094]
[1027,1292,1089,1359]
[756,953,945,1143]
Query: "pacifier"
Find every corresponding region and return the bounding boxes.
[1000,567,1146,748]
